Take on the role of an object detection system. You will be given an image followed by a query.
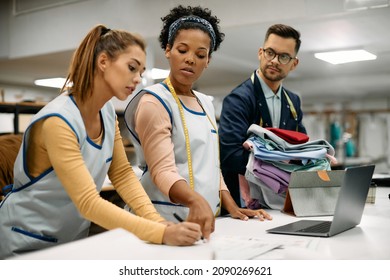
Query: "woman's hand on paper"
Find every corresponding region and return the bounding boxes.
[162,221,202,246]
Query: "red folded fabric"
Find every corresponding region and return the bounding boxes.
[266,127,309,144]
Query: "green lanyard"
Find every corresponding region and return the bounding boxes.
[251,72,298,131]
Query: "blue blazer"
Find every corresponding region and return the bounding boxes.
[218,71,306,206]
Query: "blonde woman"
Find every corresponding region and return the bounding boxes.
[0,24,201,259]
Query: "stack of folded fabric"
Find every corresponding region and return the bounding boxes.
[244,124,335,210]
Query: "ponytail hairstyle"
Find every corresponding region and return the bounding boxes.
[62,24,146,103]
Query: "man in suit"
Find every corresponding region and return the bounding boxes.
[218,23,307,208]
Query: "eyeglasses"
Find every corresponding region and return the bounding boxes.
[262,48,295,65]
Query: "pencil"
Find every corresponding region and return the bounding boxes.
[173,212,204,240]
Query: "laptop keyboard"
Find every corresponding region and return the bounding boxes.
[296,221,331,233]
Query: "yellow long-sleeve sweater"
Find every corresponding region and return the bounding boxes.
[26,116,166,244]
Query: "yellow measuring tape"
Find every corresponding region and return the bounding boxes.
[165,78,195,190]
[165,78,222,215]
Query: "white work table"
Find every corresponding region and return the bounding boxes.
[11,187,390,260]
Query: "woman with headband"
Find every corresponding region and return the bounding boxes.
[0,24,202,259]
[125,6,272,240]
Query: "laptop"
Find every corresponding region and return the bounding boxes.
[266,165,375,237]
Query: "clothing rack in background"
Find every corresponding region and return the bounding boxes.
[303,108,390,172]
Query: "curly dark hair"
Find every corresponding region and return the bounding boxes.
[159,5,224,55]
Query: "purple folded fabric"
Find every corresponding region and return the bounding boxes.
[252,158,290,194]
[247,198,261,210]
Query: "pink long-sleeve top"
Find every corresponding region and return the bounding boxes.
[134,93,228,198]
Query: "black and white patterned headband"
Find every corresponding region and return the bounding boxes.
[168,16,216,50]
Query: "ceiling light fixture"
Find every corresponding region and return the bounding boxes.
[34,77,66,88]
[314,49,377,65]
[34,68,169,89]
[344,0,389,11]
[149,68,170,80]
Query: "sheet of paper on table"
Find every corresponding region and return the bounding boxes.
[209,235,320,260]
